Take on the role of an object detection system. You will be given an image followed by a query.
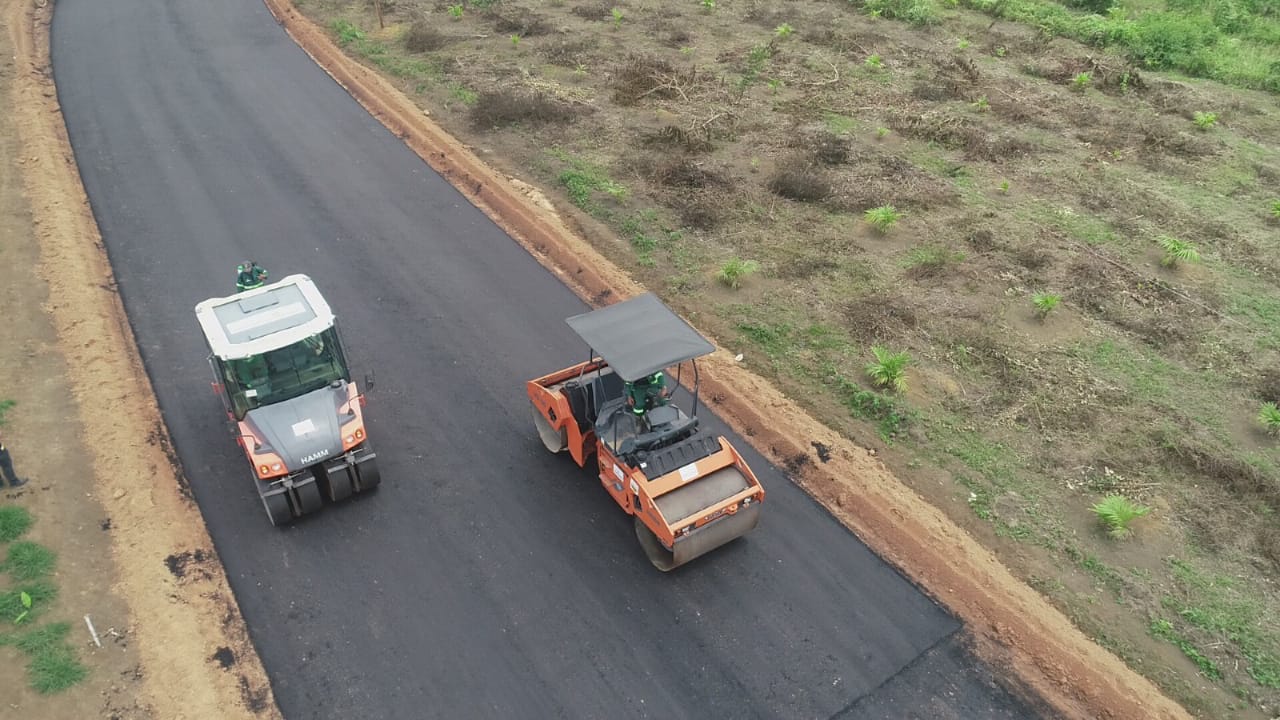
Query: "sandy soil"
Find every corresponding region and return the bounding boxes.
[3,0,279,717]
[260,1,1192,718]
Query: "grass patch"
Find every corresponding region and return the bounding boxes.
[2,542,56,581]
[1164,558,1280,689]
[0,506,33,543]
[959,0,1280,93]
[4,623,88,694]
[1151,618,1223,681]
[555,155,626,215]
[0,581,56,622]
[330,19,439,81]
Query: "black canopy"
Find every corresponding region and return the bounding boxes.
[565,293,715,382]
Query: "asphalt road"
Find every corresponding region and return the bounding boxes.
[51,1,1045,718]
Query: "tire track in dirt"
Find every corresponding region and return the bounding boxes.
[258,1,1190,718]
[8,0,279,717]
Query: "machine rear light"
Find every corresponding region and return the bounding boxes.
[355,428,364,440]
[344,435,355,446]
[258,465,270,476]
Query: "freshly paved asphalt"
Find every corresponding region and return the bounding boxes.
[51,1,1046,718]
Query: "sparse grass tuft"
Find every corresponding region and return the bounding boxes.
[864,205,903,232]
[1032,292,1062,319]
[1150,618,1222,680]
[717,259,760,289]
[0,506,33,543]
[1270,200,1280,220]
[1091,495,1151,539]
[903,245,963,278]
[866,346,911,393]
[1259,402,1280,435]
[1157,235,1200,268]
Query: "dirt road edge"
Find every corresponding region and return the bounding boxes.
[264,2,1187,718]
[9,1,280,717]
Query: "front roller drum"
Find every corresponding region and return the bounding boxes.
[531,402,567,453]
[634,502,762,572]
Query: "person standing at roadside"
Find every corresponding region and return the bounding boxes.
[0,430,28,490]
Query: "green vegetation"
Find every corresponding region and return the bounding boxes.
[864,205,903,232]
[861,0,942,26]
[959,0,1280,93]
[904,245,964,275]
[1158,235,1201,268]
[1164,558,1280,689]
[1259,402,1280,435]
[1091,495,1151,539]
[446,4,462,19]
[866,346,911,393]
[1193,111,1219,130]
[556,157,626,214]
[0,505,86,693]
[329,19,438,81]
[0,506,32,543]
[716,259,760,289]
[774,23,795,39]
[1072,71,1091,89]
[1269,199,1280,220]
[1032,292,1062,319]
[1150,618,1222,680]
[865,53,884,69]
[2,542,56,581]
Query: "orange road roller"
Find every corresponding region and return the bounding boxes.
[527,293,765,571]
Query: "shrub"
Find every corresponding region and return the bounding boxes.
[403,21,448,53]
[1260,402,1280,435]
[1157,235,1200,267]
[470,90,573,129]
[1128,13,1218,72]
[866,346,911,393]
[1065,0,1114,12]
[1032,292,1062,319]
[767,161,832,201]
[864,205,903,232]
[717,259,760,289]
[1091,495,1151,539]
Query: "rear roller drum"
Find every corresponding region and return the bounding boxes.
[531,402,567,453]
[634,518,679,573]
